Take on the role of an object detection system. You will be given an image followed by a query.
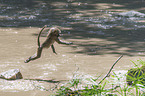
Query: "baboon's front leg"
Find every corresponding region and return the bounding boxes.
[55,38,73,45]
[51,45,57,54]
[24,47,43,63]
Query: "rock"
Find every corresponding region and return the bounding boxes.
[0,69,23,80]
[116,11,145,17]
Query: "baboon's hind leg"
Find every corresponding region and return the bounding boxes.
[24,47,43,63]
[51,45,57,54]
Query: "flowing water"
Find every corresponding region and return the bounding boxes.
[0,0,145,95]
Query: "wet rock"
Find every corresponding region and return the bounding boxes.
[116,11,145,17]
[0,69,23,80]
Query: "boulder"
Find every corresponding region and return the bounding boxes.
[115,11,145,17]
[0,69,23,80]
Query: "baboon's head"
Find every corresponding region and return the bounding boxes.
[49,27,61,37]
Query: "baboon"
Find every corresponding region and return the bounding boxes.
[24,25,73,63]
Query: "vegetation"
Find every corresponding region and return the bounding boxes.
[54,59,145,96]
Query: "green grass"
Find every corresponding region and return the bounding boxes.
[54,60,145,96]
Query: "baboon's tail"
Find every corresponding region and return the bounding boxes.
[37,25,47,47]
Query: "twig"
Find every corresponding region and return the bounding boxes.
[72,64,79,78]
[51,82,60,91]
[98,55,123,84]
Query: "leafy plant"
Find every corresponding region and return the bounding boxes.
[54,59,145,96]
[126,60,145,86]
[55,73,113,96]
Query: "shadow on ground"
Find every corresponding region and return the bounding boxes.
[25,78,66,83]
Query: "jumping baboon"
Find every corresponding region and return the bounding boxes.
[24,25,73,63]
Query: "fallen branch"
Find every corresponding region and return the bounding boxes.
[98,55,123,84]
